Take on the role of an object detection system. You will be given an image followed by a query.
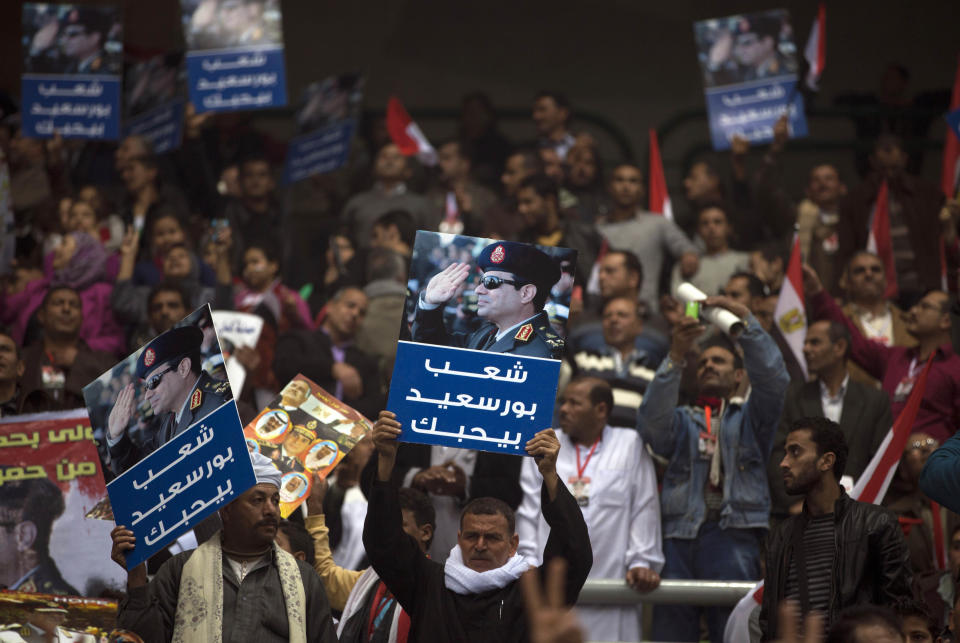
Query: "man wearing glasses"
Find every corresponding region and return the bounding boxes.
[59,7,118,75]
[107,326,232,475]
[0,476,78,595]
[412,241,565,359]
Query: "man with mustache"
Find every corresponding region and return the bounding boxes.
[362,410,592,642]
[637,295,789,642]
[412,240,565,359]
[836,251,917,388]
[111,452,338,642]
[805,263,960,444]
[106,325,232,475]
[760,417,912,638]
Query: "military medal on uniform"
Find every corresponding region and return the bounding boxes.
[568,437,600,507]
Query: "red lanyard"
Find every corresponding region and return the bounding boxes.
[932,500,946,570]
[575,437,601,479]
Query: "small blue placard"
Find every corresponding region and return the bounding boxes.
[21,76,121,140]
[704,78,807,151]
[107,400,255,568]
[122,98,185,155]
[387,341,561,455]
[282,119,355,184]
[186,46,287,113]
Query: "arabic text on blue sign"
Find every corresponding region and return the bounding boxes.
[704,78,807,151]
[283,119,355,184]
[186,46,287,113]
[123,98,185,155]
[21,76,121,140]
[387,341,561,455]
[107,400,255,568]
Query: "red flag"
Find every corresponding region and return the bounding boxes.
[803,3,827,91]
[386,96,436,166]
[647,129,673,220]
[852,356,934,504]
[942,55,960,199]
[866,180,898,299]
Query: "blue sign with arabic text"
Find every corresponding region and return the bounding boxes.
[387,341,560,455]
[186,46,287,113]
[107,400,255,568]
[282,119,355,184]
[122,98,185,155]
[21,76,121,140]
[704,78,807,151]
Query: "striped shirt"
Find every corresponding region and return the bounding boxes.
[785,514,836,621]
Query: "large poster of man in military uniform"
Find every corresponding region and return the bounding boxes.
[407,233,575,358]
[243,374,372,517]
[388,232,576,455]
[82,305,233,479]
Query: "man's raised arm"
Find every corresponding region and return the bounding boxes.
[362,410,431,613]
[526,428,592,605]
[637,315,704,457]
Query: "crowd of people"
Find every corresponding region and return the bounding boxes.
[1,78,960,643]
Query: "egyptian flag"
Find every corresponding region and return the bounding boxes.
[852,355,934,504]
[942,55,960,200]
[648,129,673,220]
[803,3,826,91]
[773,234,807,379]
[585,238,609,297]
[866,180,898,299]
[386,96,437,166]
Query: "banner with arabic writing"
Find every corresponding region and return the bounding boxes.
[387,231,575,455]
[20,4,123,139]
[693,9,807,150]
[282,73,364,184]
[122,53,186,154]
[244,375,372,517]
[107,400,254,568]
[180,0,287,113]
[0,409,124,596]
[82,304,253,568]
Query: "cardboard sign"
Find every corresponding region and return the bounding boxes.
[180,0,287,113]
[244,375,372,517]
[21,4,123,140]
[693,9,808,150]
[387,232,576,455]
[0,409,124,596]
[82,305,253,568]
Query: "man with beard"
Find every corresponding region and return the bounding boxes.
[760,417,912,639]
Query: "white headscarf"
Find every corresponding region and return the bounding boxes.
[249,451,282,488]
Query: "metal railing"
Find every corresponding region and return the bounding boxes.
[578,578,758,607]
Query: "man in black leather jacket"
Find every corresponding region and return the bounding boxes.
[760,416,913,640]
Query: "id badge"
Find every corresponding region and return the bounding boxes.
[892,374,916,403]
[567,475,591,507]
[698,431,717,460]
[41,365,66,391]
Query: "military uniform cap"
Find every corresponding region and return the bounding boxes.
[62,6,111,35]
[136,326,204,379]
[477,241,560,294]
[291,424,317,441]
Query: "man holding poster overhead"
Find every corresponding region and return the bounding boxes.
[412,241,565,359]
[111,452,338,642]
[363,410,591,642]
